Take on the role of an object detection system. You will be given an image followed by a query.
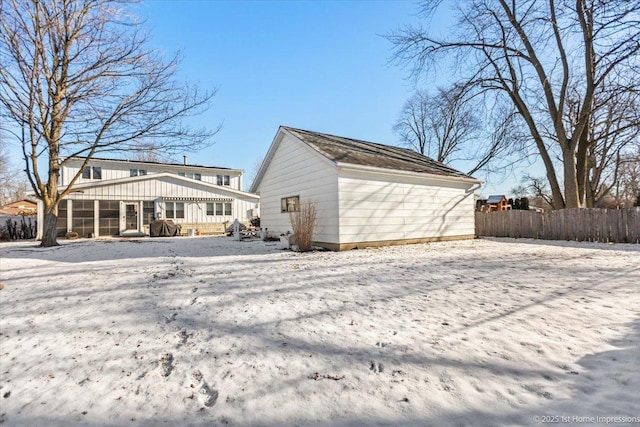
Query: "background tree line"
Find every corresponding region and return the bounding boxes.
[389,0,640,209]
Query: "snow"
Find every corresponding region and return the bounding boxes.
[0,236,638,426]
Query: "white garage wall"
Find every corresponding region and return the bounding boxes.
[257,133,339,243]
[337,169,476,244]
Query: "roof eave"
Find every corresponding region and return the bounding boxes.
[335,162,482,185]
[59,173,260,200]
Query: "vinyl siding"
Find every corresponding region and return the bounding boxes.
[337,170,475,244]
[257,133,339,243]
[62,159,242,190]
[62,175,257,224]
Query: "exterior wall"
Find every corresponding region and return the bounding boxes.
[257,133,339,243]
[61,159,242,190]
[43,175,258,239]
[69,176,256,222]
[336,169,476,246]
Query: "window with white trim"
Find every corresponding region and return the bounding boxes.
[206,202,232,216]
[165,202,185,219]
[130,169,147,177]
[216,175,230,186]
[178,172,202,180]
[82,166,102,180]
[281,196,299,212]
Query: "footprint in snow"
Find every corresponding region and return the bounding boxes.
[159,353,174,377]
[191,370,218,407]
[176,329,190,346]
[369,361,384,373]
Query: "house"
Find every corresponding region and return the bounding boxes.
[250,126,481,251]
[0,199,37,215]
[36,157,259,239]
[483,195,510,212]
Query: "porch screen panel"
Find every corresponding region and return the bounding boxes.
[72,199,95,238]
[99,200,120,236]
[56,201,68,237]
[143,201,154,225]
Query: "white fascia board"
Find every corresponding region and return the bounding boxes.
[336,162,483,186]
[249,126,336,193]
[60,172,260,200]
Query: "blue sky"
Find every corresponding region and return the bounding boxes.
[136,1,426,183]
[7,0,522,196]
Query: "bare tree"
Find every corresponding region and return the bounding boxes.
[393,89,431,157]
[0,0,218,246]
[389,0,640,209]
[613,150,640,208]
[127,140,174,163]
[394,82,524,177]
[580,88,640,207]
[0,143,28,205]
[246,154,266,192]
[511,174,555,209]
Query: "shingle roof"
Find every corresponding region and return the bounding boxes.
[283,126,475,180]
[66,156,235,171]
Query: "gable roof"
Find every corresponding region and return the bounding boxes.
[251,126,479,192]
[285,126,474,178]
[486,195,507,204]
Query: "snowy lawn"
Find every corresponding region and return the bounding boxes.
[0,236,638,427]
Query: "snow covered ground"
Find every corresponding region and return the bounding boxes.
[0,236,638,427]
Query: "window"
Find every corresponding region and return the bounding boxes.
[217,174,230,186]
[206,202,232,216]
[176,203,184,219]
[178,172,201,180]
[82,166,102,180]
[130,169,147,177]
[165,202,185,220]
[281,196,299,212]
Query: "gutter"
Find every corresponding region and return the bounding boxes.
[335,162,482,185]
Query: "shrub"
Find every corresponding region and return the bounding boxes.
[289,203,317,252]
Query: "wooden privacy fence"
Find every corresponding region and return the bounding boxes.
[475,208,640,243]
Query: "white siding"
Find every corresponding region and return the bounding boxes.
[337,170,475,244]
[64,175,257,224]
[61,159,242,189]
[257,134,339,243]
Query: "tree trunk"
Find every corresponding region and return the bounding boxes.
[40,202,60,247]
[563,149,582,208]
